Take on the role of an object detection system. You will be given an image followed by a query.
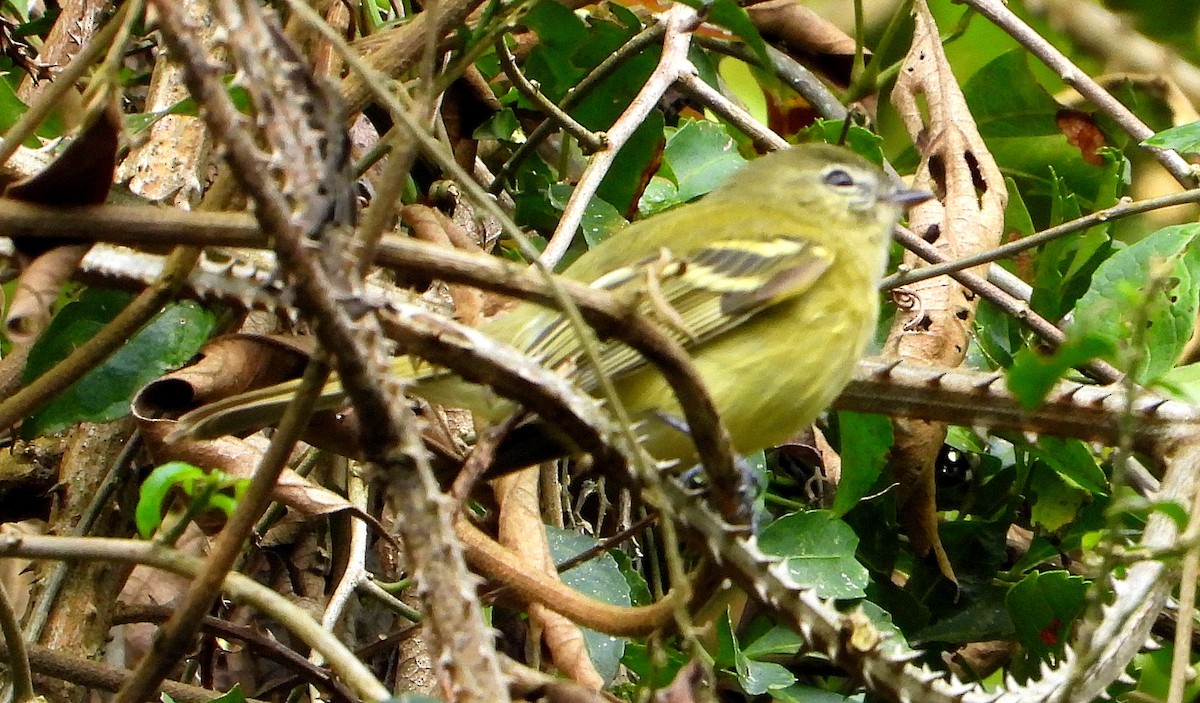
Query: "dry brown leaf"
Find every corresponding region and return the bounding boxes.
[884,1,1007,584]
[5,243,89,345]
[133,334,315,418]
[746,1,858,61]
[745,0,871,95]
[138,421,387,535]
[401,204,488,326]
[653,661,714,703]
[0,519,46,620]
[1055,108,1109,166]
[4,106,120,343]
[496,468,604,689]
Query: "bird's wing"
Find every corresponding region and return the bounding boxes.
[513,233,834,391]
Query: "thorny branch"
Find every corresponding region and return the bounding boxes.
[3,1,1200,702]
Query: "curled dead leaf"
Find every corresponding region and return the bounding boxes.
[886,1,1007,585]
[137,421,391,540]
[133,334,315,420]
[4,107,121,343]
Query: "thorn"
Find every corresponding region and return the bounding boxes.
[1140,397,1170,414]
[974,373,1003,390]
[767,561,798,589]
[946,679,982,697]
[884,649,923,664]
[926,371,947,386]
[876,358,904,376]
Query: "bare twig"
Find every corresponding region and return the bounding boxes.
[312,464,370,667]
[541,6,700,268]
[674,70,787,152]
[489,23,667,193]
[960,0,1198,187]
[0,534,391,701]
[114,348,333,703]
[885,188,1200,289]
[892,224,1123,383]
[692,35,848,120]
[0,581,33,703]
[0,638,268,703]
[284,0,744,525]
[113,604,358,703]
[494,35,606,153]
[1024,0,1200,108]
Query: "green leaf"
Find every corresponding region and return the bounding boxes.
[0,70,62,141]
[735,654,795,695]
[636,175,680,218]
[1006,571,1086,661]
[1028,463,1084,532]
[548,183,628,249]
[610,549,652,606]
[206,685,247,703]
[521,1,590,100]
[758,511,868,599]
[596,109,664,216]
[715,58,768,128]
[1072,223,1200,382]
[963,50,1062,139]
[620,642,688,688]
[771,685,860,703]
[1006,333,1114,410]
[1131,645,1200,703]
[740,624,805,659]
[1009,535,1069,575]
[136,462,207,539]
[831,412,892,517]
[1029,436,1107,495]
[1158,361,1200,404]
[712,608,738,668]
[124,86,252,136]
[546,526,631,683]
[661,119,746,203]
[800,119,885,164]
[473,108,520,141]
[911,593,1012,644]
[1142,120,1200,155]
[1029,167,1120,321]
[856,600,914,654]
[23,292,216,436]
[716,607,795,696]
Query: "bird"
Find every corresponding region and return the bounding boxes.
[171,143,930,469]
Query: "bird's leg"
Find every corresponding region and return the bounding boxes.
[651,411,764,527]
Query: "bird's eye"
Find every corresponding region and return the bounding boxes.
[822,168,856,188]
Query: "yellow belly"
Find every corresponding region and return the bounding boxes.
[612,281,879,465]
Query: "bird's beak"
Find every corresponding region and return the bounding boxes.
[881,188,934,207]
